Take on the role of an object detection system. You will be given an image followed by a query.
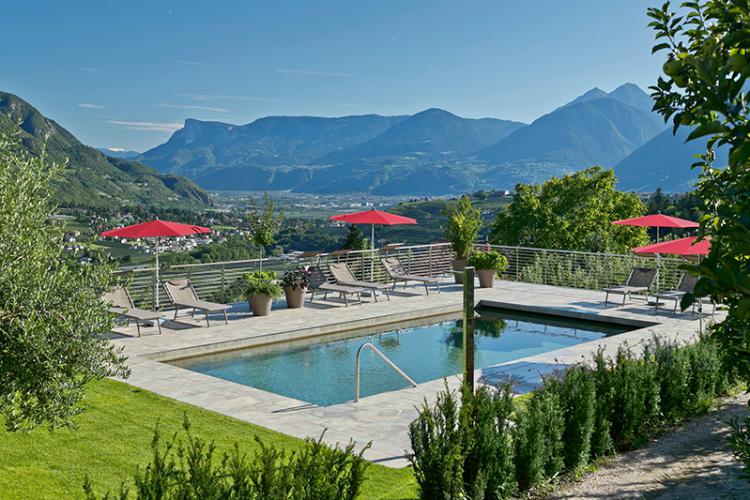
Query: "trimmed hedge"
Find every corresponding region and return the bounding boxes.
[408,336,732,498]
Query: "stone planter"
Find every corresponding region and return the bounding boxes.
[477,269,496,288]
[284,286,306,308]
[451,259,467,284]
[248,294,273,316]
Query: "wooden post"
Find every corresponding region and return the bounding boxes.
[463,266,475,393]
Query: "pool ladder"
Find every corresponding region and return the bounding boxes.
[355,343,418,402]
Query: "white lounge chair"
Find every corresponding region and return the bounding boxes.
[329,263,391,302]
[163,279,229,327]
[103,286,163,337]
[603,267,657,306]
[381,257,440,294]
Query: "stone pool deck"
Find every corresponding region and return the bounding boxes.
[109,280,720,468]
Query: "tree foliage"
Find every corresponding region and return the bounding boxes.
[342,224,368,250]
[244,192,284,270]
[0,132,127,431]
[444,195,482,260]
[648,0,750,382]
[489,167,648,253]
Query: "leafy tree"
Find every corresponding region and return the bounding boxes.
[244,192,284,271]
[490,167,649,253]
[0,132,127,431]
[444,195,482,260]
[342,224,368,250]
[648,0,750,382]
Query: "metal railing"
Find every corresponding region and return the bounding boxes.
[112,243,454,309]
[354,342,418,402]
[111,241,688,310]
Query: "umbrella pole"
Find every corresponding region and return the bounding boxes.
[155,239,160,310]
[371,224,375,281]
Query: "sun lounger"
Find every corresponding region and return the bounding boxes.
[102,286,163,337]
[163,279,229,327]
[381,257,440,294]
[603,267,657,306]
[308,265,364,306]
[329,262,391,302]
[654,273,714,314]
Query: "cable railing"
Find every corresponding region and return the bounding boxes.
[111,242,687,310]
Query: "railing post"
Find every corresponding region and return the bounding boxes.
[463,266,475,394]
[221,263,226,299]
[428,245,433,277]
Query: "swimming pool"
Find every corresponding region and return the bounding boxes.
[170,308,634,406]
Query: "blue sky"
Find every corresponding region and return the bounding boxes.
[2,1,662,152]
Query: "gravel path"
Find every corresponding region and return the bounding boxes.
[547,393,750,500]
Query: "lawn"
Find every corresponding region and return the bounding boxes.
[0,378,417,499]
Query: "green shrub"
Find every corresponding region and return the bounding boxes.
[514,377,565,490]
[609,346,660,449]
[560,366,596,472]
[460,384,516,499]
[650,338,692,423]
[686,339,724,415]
[468,251,509,273]
[242,271,283,299]
[590,349,614,457]
[729,410,750,483]
[409,385,465,499]
[84,416,370,499]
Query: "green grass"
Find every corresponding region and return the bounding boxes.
[0,378,417,499]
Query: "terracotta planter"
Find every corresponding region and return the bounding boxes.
[451,259,467,284]
[284,286,306,308]
[248,294,273,316]
[477,269,496,288]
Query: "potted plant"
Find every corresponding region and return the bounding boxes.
[468,250,508,288]
[242,271,282,316]
[281,267,311,308]
[444,195,482,284]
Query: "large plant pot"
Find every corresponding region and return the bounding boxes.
[451,259,467,284]
[248,294,273,316]
[284,286,306,309]
[477,269,496,288]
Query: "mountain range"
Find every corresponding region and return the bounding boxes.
[0,92,210,209]
[137,82,713,194]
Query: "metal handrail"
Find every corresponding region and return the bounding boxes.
[354,342,417,402]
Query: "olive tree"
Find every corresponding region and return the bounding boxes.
[244,192,284,271]
[0,131,127,431]
[648,0,750,380]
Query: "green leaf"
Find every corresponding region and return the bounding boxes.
[687,121,726,141]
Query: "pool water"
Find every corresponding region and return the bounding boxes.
[170,308,633,406]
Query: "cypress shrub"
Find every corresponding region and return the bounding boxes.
[590,349,614,457]
[650,338,691,423]
[460,383,517,499]
[686,339,723,415]
[560,365,596,471]
[409,386,465,499]
[610,346,660,449]
[514,376,565,490]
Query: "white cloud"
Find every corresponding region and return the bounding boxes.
[176,93,366,108]
[107,120,183,132]
[107,147,125,152]
[157,103,227,112]
[276,69,352,78]
[176,59,217,67]
[78,103,105,110]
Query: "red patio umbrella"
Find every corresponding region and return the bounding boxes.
[632,236,710,256]
[329,209,417,280]
[329,209,417,252]
[613,213,699,289]
[102,220,211,309]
